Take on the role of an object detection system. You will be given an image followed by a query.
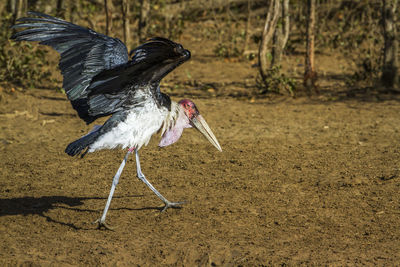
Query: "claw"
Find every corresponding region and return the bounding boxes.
[161,200,187,213]
[93,218,115,231]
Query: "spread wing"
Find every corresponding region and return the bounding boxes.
[11,13,191,124]
[11,11,128,102]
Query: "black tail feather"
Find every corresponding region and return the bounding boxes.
[65,130,100,157]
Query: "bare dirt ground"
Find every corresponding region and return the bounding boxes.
[1,86,399,265]
[1,23,400,265]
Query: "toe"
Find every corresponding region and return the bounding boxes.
[160,201,187,213]
[93,219,115,231]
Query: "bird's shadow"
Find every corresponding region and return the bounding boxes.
[0,195,162,230]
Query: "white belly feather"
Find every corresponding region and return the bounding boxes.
[88,100,168,152]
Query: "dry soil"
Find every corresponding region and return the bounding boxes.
[1,87,399,265]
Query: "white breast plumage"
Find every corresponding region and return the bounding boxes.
[88,99,169,152]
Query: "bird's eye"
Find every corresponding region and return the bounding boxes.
[176,44,183,52]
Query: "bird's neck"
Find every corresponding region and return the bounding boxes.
[160,100,183,136]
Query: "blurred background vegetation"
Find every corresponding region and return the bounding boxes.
[0,0,398,98]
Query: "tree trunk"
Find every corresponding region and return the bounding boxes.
[15,0,27,21]
[68,0,78,23]
[104,0,113,36]
[9,0,26,23]
[0,0,6,16]
[304,0,317,91]
[242,0,252,55]
[8,0,16,14]
[271,0,289,67]
[139,0,150,43]
[281,0,290,50]
[258,0,280,86]
[121,0,131,49]
[56,0,65,18]
[381,0,399,90]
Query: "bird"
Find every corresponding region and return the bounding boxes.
[11,12,222,230]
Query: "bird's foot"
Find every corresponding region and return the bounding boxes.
[160,200,187,213]
[93,218,115,231]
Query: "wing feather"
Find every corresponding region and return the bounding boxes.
[87,37,191,97]
[11,11,128,101]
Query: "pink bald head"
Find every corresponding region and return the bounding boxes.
[159,99,222,151]
[178,99,200,120]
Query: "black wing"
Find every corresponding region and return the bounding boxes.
[12,13,190,124]
[11,12,128,101]
[11,12,128,123]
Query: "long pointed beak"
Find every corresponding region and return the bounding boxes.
[191,115,222,152]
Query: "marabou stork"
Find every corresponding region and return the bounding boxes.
[11,12,222,229]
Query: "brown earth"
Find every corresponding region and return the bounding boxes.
[1,86,399,266]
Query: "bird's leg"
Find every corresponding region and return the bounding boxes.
[94,148,134,230]
[135,150,185,212]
